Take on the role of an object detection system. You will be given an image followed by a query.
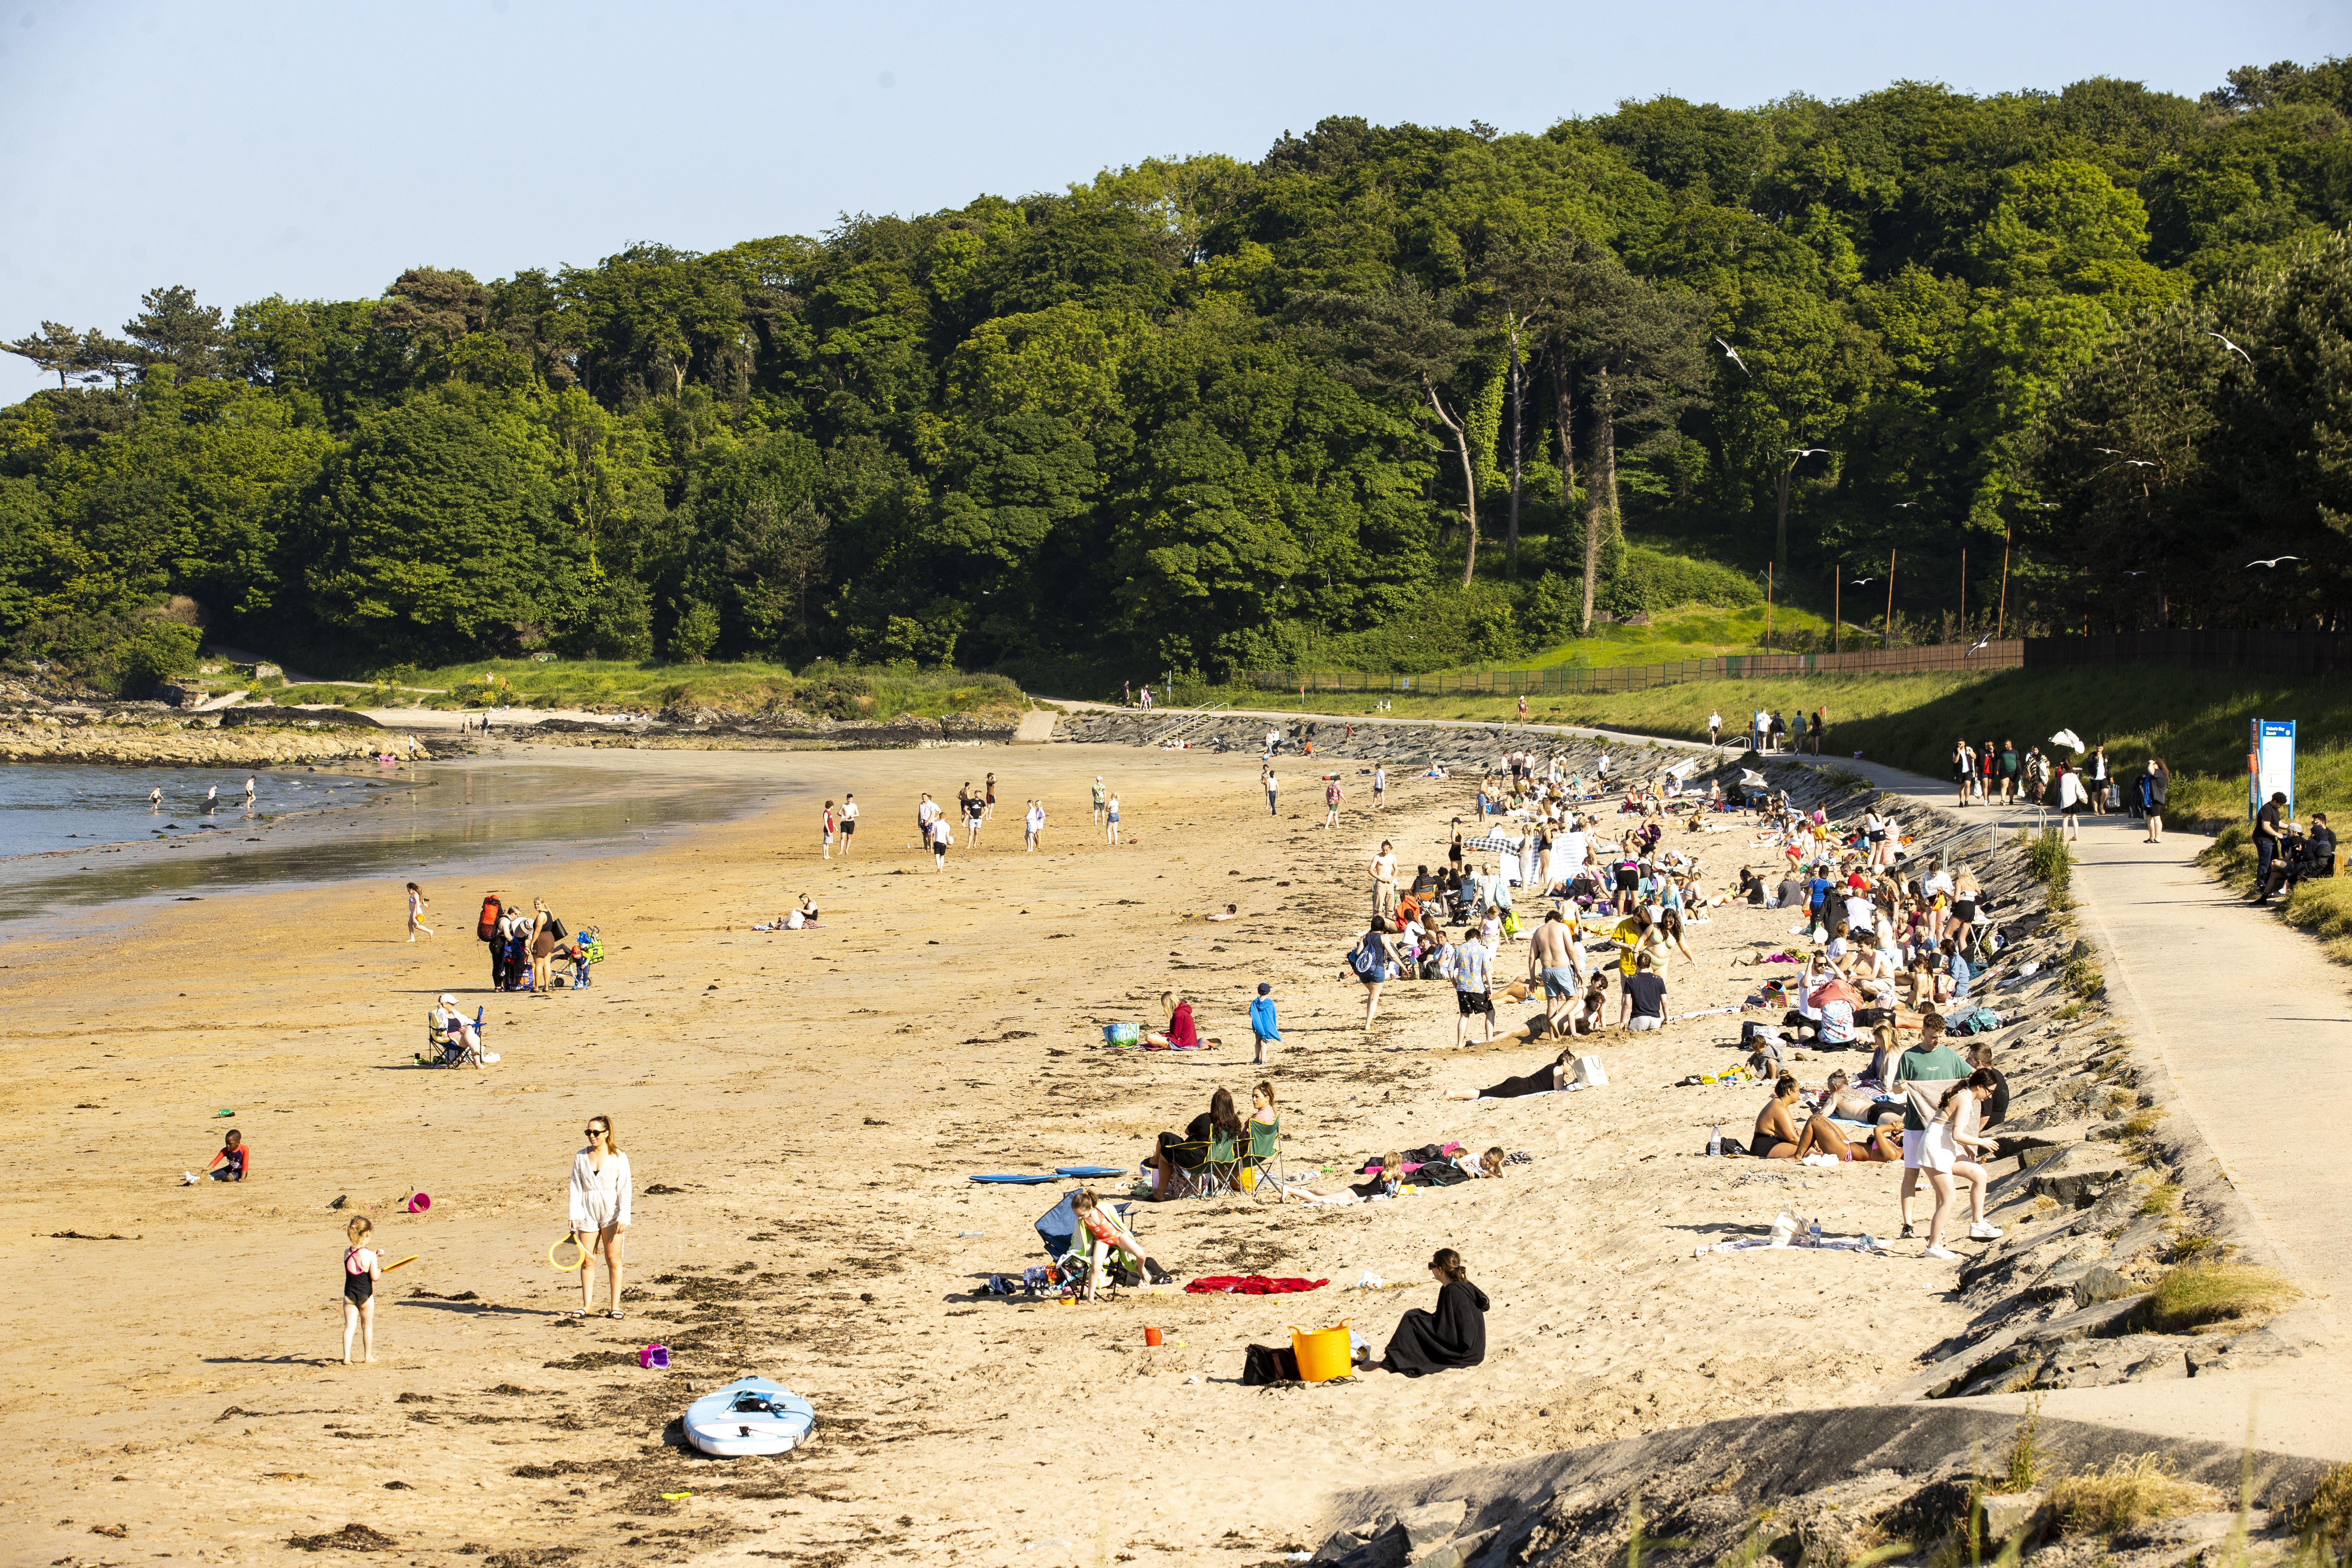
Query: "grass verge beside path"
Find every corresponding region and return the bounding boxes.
[1189,665,2349,827]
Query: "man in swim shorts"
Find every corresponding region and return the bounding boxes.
[839,793,858,854]
[1527,910,1583,1034]
[1452,931,1495,1047]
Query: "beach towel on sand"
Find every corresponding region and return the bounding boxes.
[1184,1274,1329,1295]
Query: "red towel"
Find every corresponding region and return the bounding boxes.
[1183,1274,1330,1295]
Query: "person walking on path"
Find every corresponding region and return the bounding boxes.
[568,1115,632,1319]
[822,799,838,859]
[2136,760,2169,843]
[1371,839,1398,918]
[1517,694,1528,720]
[2000,741,2020,803]
[1708,710,1722,747]
[1323,774,1343,829]
[2055,763,2089,842]
[1262,763,1279,817]
[1372,764,1387,810]
[2089,745,2111,814]
[838,793,858,855]
[1091,776,1108,826]
[1249,982,1282,1066]
[1952,739,1974,807]
[1104,791,1122,846]
[406,882,433,941]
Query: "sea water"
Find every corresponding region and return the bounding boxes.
[0,755,775,926]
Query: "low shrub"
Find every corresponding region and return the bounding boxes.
[2145,1262,2301,1332]
[2049,1454,2222,1536]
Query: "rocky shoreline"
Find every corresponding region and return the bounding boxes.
[0,704,420,766]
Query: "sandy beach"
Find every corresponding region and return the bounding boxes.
[3,741,1988,1568]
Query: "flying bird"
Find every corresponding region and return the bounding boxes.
[2122,570,2147,577]
[2094,447,2124,456]
[2205,331,2254,365]
[2050,729,2085,753]
[1850,577,1877,585]
[1892,502,1919,508]
[2124,460,2155,468]
[1740,769,1769,787]
[2246,556,2301,568]
[1967,637,1992,653]
[1787,447,1831,458]
[1713,337,1750,375]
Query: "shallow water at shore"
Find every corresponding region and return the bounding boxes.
[0,751,793,927]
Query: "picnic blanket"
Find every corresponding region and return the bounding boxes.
[1184,1275,1330,1295]
[1464,832,1523,854]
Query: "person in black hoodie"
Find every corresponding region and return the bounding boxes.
[1381,1248,1488,1376]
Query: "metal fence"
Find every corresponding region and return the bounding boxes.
[1243,639,2024,698]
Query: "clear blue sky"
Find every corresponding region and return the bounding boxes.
[0,0,2335,403]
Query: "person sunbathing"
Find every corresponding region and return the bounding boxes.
[1445,1047,1577,1100]
[1204,903,1239,921]
[1294,1151,1400,1204]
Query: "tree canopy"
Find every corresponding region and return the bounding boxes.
[6,58,2351,680]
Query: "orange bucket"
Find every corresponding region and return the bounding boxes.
[1289,1320,1353,1383]
[1144,1326,1164,1347]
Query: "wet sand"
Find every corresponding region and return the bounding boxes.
[0,743,1975,1568]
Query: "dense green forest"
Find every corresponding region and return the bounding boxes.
[4,58,2349,692]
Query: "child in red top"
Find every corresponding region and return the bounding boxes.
[206,1130,250,1182]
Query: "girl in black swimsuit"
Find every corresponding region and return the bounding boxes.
[342,1216,381,1364]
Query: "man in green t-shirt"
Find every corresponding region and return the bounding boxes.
[1888,1014,1971,1238]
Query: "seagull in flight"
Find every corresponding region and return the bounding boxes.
[1740,769,1770,787]
[2205,331,2254,365]
[1967,636,1992,653]
[2246,556,2301,568]
[1892,501,1919,508]
[2125,460,2155,468]
[2122,570,2147,577]
[1850,577,1877,586]
[1787,447,1831,459]
[2095,447,2124,456]
[1713,337,1750,376]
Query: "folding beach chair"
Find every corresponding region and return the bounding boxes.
[1239,1117,1286,1204]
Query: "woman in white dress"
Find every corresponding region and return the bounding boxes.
[568,1116,633,1319]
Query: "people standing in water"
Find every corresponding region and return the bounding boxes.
[342,1216,381,1363]
[568,1116,632,1319]
[150,787,162,808]
[406,882,433,941]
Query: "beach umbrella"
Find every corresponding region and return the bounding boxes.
[2049,729,2084,752]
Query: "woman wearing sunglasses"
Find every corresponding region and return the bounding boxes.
[568,1116,632,1319]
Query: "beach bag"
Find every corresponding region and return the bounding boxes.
[1500,910,1522,939]
[1349,941,1381,981]
[545,914,568,941]
[475,896,502,941]
[1240,1343,1301,1385]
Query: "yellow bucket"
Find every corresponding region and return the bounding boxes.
[1236,1167,1258,1192]
[1290,1320,1354,1383]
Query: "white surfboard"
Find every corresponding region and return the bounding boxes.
[682,1376,816,1458]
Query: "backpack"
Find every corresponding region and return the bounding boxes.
[476,897,502,941]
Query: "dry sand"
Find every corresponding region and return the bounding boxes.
[2,743,1976,1568]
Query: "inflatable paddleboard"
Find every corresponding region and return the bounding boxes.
[968,1173,1057,1184]
[683,1376,816,1458]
